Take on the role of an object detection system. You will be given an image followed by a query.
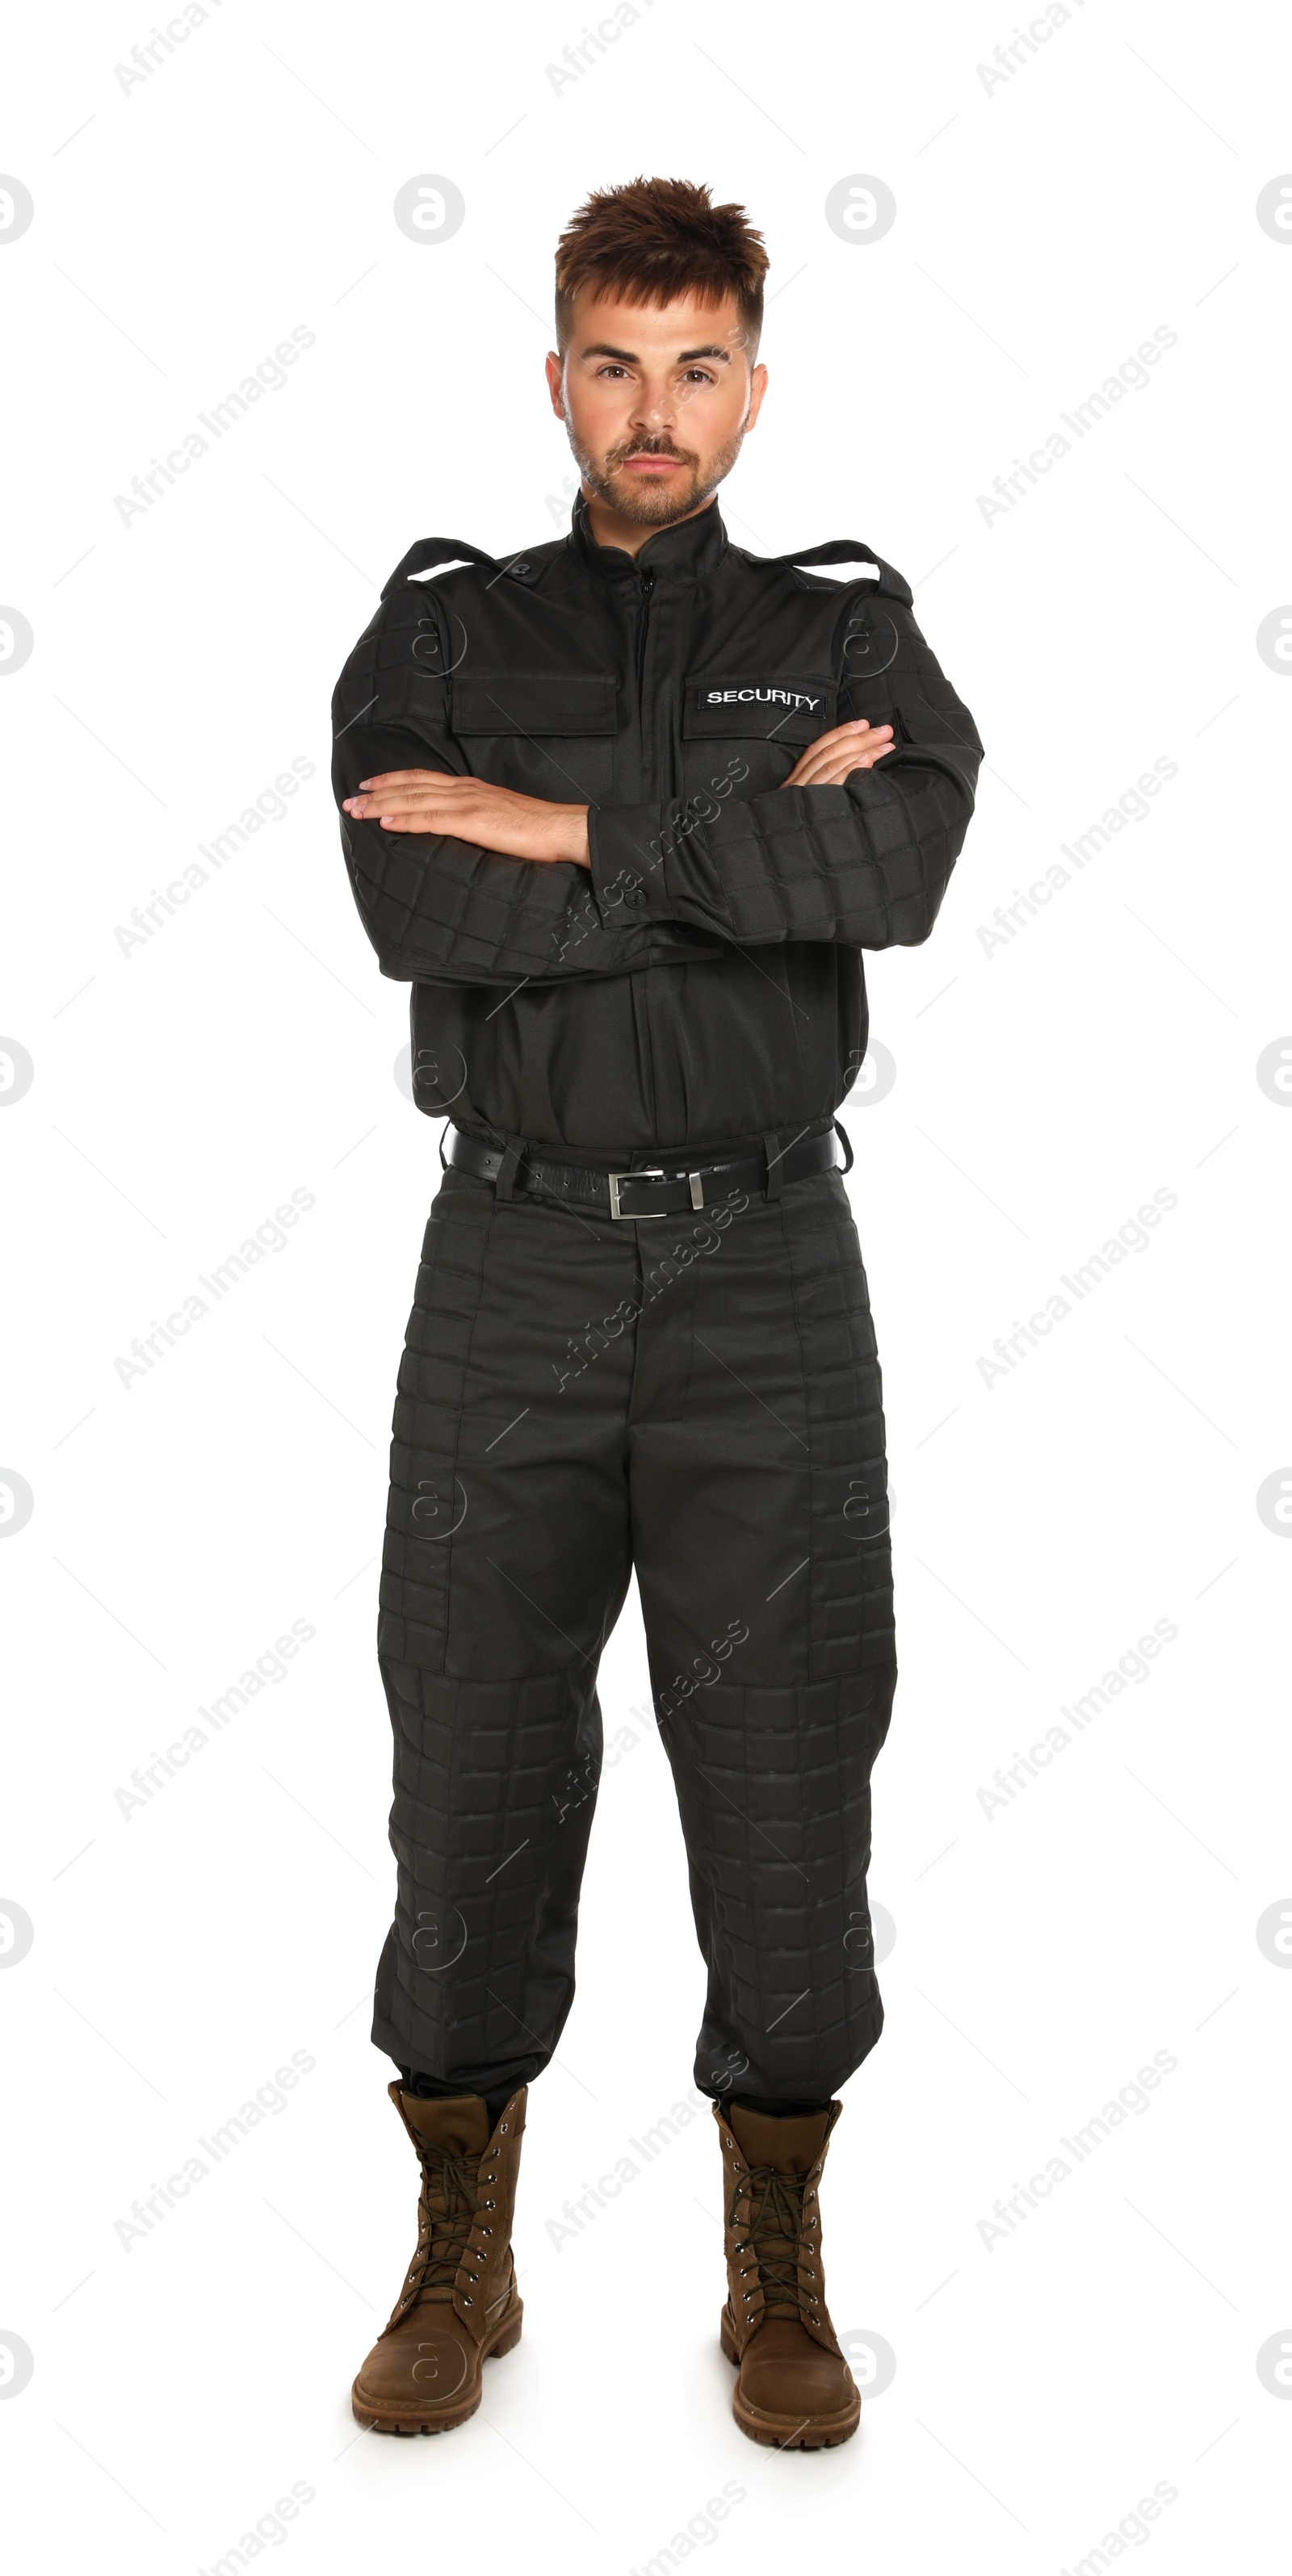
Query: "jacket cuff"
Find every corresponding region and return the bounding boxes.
[586,802,675,926]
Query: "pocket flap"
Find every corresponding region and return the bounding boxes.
[450,672,618,735]
[892,696,946,743]
[682,673,837,743]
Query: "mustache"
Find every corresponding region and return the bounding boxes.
[607,438,698,467]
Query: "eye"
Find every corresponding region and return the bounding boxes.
[682,368,716,385]
[596,364,630,380]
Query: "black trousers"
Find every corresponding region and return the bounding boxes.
[371,1151,897,2109]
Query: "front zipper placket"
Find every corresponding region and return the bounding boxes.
[635,559,677,805]
[635,563,655,706]
[627,558,659,1133]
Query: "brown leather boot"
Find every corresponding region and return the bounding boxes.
[351,2084,526,2434]
[715,2096,860,2449]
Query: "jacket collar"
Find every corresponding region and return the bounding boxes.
[570,489,730,584]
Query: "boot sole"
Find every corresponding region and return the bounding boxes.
[719,2306,861,2450]
[350,2300,523,2435]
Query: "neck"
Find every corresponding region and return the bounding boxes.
[580,486,717,559]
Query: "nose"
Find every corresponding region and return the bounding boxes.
[631,382,676,431]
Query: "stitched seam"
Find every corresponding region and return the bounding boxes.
[778,1195,816,1686]
[439,1187,492,1678]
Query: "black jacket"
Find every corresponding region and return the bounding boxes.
[331,496,982,1157]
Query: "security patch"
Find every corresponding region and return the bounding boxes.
[682,674,837,742]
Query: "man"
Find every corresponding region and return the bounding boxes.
[332,176,981,2450]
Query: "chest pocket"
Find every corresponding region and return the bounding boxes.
[450,672,619,805]
[681,671,836,799]
[682,673,837,745]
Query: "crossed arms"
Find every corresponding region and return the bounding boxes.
[340,717,898,866]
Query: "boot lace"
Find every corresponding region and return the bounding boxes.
[409,2147,482,2295]
[727,2162,819,2325]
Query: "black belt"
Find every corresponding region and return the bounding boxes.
[444,1122,847,1220]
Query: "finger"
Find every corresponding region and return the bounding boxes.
[380,796,495,835]
[790,731,894,786]
[356,769,457,789]
[778,720,885,784]
[344,770,464,809]
[830,723,893,754]
[375,807,458,832]
[799,722,892,764]
[825,745,897,781]
[345,782,468,816]
[801,719,893,756]
[799,746,896,786]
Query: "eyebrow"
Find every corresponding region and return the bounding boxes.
[578,342,732,365]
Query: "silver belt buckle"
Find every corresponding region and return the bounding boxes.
[607,1167,680,1221]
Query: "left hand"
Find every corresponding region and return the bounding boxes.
[779,719,895,789]
[343,770,590,866]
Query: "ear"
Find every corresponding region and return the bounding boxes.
[544,350,565,418]
[744,362,769,432]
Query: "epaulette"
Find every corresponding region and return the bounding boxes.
[761,538,913,609]
[380,537,547,600]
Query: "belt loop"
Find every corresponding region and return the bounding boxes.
[495,1139,525,1203]
[761,1129,783,1204]
[833,1116,854,1175]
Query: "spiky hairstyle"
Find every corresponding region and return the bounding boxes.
[554,177,769,354]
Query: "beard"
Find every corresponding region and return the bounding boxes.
[568,423,749,526]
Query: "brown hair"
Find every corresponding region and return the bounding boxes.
[554,177,768,354]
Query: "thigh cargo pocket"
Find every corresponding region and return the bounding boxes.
[379,1183,487,1673]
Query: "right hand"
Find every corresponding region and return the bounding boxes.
[779,719,895,788]
[342,769,590,865]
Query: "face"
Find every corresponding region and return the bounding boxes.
[546,287,767,527]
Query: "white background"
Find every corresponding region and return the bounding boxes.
[2,2,1290,2567]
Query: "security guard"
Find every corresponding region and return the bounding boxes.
[333,178,981,2450]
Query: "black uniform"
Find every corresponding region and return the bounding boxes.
[333,497,981,2111]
